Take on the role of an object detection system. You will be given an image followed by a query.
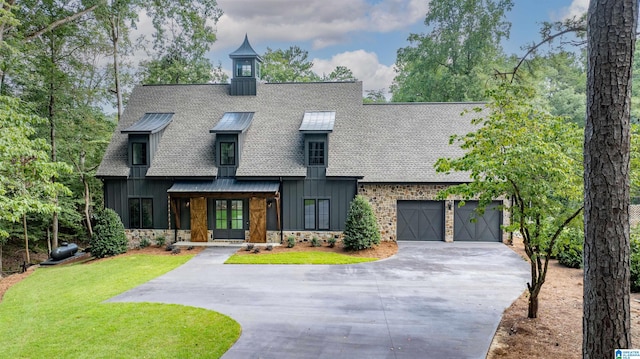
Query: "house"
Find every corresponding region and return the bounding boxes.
[96,35,507,246]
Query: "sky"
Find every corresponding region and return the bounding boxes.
[147,0,590,96]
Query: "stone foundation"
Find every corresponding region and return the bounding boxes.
[358,183,509,242]
[267,230,343,244]
[125,229,217,248]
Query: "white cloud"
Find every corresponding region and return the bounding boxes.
[554,0,588,20]
[213,0,428,50]
[313,50,395,97]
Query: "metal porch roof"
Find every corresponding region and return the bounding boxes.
[121,113,174,134]
[167,179,279,193]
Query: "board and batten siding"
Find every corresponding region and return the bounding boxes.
[104,178,172,229]
[282,178,356,231]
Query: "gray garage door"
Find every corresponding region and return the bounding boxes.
[454,201,502,242]
[397,201,444,241]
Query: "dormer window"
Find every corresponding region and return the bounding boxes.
[308,141,325,166]
[220,142,236,165]
[132,142,147,165]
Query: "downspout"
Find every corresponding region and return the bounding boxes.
[280,177,284,244]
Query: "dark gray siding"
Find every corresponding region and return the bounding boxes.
[104,178,172,229]
[282,178,356,231]
[230,77,257,96]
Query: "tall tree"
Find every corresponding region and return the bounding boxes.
[322,66,357,82]
[583,0,638,356]
[435,83,583,318]
[391,0,512,102]
[261,46,320,83]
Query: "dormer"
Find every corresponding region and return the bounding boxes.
[229,35,262,96]
[121,113,173,177]
[210,112,255,177]
[299,111,335,174]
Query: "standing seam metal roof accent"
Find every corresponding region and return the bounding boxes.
[167,179,279,193]
[210,112,255,133]
[299,111,336,132]
[121,113,174,134]
[229,34,263,61]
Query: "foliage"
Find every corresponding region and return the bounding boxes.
[286,236,296,248]
[311,237,321,247]
[322,66,356,82]
[343,195,381,251]
[0,96,72,239]
[554,227,584,269]
[435,83,583,318]
[327,237,337,248]
[90,208,127,258]
[261,46,320,83]
[391,0,512,102]
[155,236,166,247]
[245,243,254,251]
[225,252,377,265]
[364,89,387,104]
[630,225,640,292]
[139,237,151,248]
[0,254,240,358]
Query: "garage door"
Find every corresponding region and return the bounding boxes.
[454,201,502,242]
[397,201,444,241]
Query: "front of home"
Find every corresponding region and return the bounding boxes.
[96,36,508,246]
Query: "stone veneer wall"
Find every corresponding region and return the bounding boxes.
[125,229,211,248]
[265,230,343,244]
[358,183,510,242]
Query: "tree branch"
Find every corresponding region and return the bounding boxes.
[24,3,101,42]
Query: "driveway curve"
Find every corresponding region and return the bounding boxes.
[109,242,529,359]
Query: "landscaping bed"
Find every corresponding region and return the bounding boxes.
[233,240,398,259]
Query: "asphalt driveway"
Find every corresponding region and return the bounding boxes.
[108,242,529,358]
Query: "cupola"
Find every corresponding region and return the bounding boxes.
[229,34,262,96]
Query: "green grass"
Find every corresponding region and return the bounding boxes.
[0,254,240,358]
[225,251,378,265]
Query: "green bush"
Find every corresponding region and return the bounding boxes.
[631,226,640,292]
[311,237,321,247]
[287,236,296,248]
[139,238,151,248]
[554,227,583,269]
[343,195,380,251]
[90,208,128,258]
[327,237,337,248]
[155,236,166,247]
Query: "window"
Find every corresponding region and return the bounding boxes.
[308,141,325,166]
[129,198,153,228]
[220,142,235,166]
[304,199,330,230]
[132,142,147,165]
[236,61,252,77]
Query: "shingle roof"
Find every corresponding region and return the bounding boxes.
[97,81,481,183]
[121,113,173,134]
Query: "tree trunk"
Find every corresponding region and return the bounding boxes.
[23,214,30,264]
[0,241,3,278]
[80,151,93,237]
[49,40,59,250]
[110,14,123,122]
[583,1,638,357]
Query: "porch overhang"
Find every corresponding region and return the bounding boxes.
[167,179,279,198]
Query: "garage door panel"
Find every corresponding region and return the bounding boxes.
[454,201,501,242]
[397,201,444,241]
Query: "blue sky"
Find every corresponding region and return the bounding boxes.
[150,0,589,94]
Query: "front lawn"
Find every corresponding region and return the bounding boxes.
[225,251,378,264]
[0,254,240,358]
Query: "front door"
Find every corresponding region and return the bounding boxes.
[190,197,208,242]
[214,199,245,239]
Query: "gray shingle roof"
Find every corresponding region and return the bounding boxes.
[97,81,481,183]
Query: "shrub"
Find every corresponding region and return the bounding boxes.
[287,236,296,248]
[245,244,254,251]
[343,195,381,251]
[139,238,151,248]
[311,237,321,247]
[631,226,640,292]
[155,236,166,247]
[327,237,337,248]
[266,244,273,251]
[91,208,127,258]
[554,227,583,269]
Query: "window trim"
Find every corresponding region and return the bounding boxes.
[220,141,236,166]
[303,198,330,230]
[129,197,153,229]
[131,142,147,166]
[308,141,326,166]
[236,61,252,77]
